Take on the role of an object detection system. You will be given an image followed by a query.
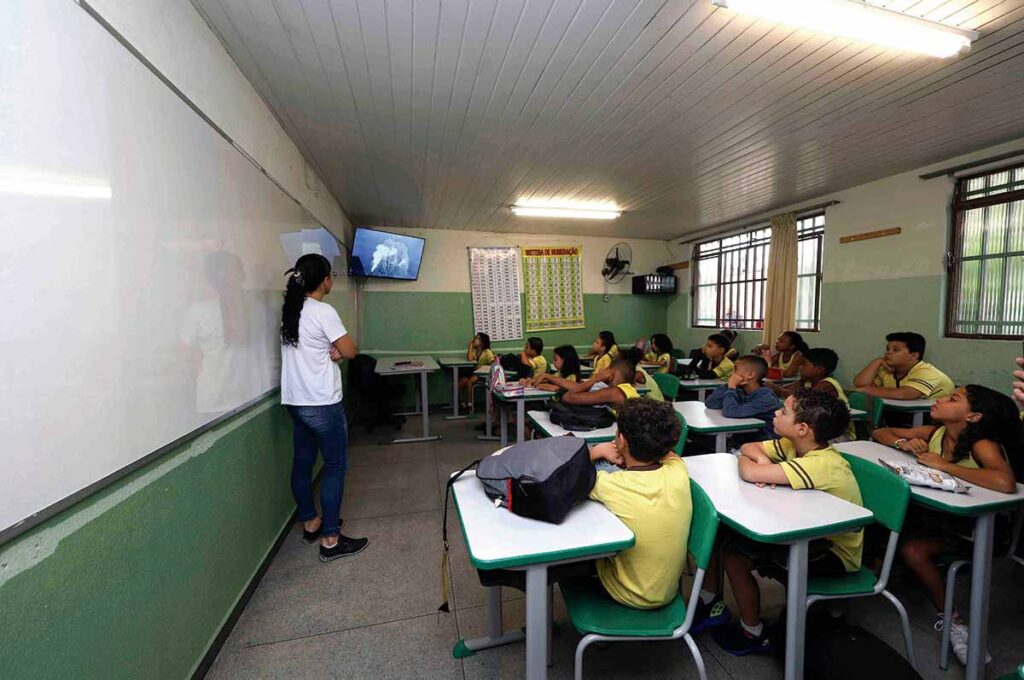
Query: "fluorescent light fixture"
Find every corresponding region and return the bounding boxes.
[0,168,113,199]
[711,0,978,58]
[511,199,621,220]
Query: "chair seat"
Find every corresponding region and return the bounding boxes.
[560,577,686,637]
[807,566,879,596]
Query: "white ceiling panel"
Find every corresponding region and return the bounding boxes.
[192,0,1024,238]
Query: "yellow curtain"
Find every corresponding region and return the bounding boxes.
[763,213,798,345]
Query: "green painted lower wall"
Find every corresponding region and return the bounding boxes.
[668,275,1019,391]
[359,291,670,406]
[0,396,295,680]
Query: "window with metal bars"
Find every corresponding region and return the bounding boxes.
[692,214,824,331]
[946,163,1024,339]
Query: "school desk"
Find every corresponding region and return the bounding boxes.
[437,357,477,420]
[685,454,873,680]
[526,410,619,443]
[450,470,634,680]
[672,402,765,451]
[677,378,725,400]
[881,398,935,426]
[374,356,442,444]
[837,441,1024,680]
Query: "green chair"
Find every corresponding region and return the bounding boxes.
[561,480,718,680]
[848,391,884,429]
[673,412,689,457]
[805,454,916,668]
[653,373,681,401]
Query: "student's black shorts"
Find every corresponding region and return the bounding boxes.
[722,526,848,580]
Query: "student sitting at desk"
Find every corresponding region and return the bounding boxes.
[851,331,954,401]
[872,385,1019,665]
[720,329,739,361]
[519,336,547,378]
[699,390,860,655]
[759,330,808,378]
[525,344,581,391]
[704,355,778,441]
[643,333,674,373]
[770,348,855,442]
[553,359,640,411]
[478,399,692,610]
[623,348,664,402]
[693,333,734,380]
[588,331,619,372]
[458,332,494,412]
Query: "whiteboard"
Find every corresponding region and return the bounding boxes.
[0,2,342,537]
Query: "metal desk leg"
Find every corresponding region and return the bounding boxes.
[394,372,424,417]
[912,412,924,427]
[785,540,809,680]
[477,392,500,442]
[381,371,441,444]
[446,366,468,420]
[966,513,994,680]
[455,586,525,657]
[525,566,550,680]
[715,433,727,451]
[500,405,509,447]
[517,400,526,444]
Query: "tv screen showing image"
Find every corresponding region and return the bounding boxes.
[348,228,425,281]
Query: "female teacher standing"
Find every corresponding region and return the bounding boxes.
[280,253,368,562]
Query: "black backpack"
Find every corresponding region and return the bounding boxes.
[437,438,597,611]
[548,401,615,431]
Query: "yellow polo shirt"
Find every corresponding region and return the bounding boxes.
[594,352,613,373]
[822,377,856,442]
[589,456,692,609]
[636,367,664,402]
[763,438,864,572]
[713,356,735,380]
[528,354,548,378]
[473,348,495,370]
[873,361,954,399]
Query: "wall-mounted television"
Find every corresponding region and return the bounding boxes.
[348,227,425,281]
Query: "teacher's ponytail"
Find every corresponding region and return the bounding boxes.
[281,254,332,346]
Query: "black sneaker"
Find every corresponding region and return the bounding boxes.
[713,622,773,656]
[691,596,730,634]
[301,525,321,544]
[319,535,369,562]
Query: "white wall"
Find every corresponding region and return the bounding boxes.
[358,226,677,294]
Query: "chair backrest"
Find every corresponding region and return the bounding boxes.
[848,391,884,427]
[841,453,910,532]
[670,349,686,360]
[653,373,680,401]
[687,479,719,569]
[673,412,689,457]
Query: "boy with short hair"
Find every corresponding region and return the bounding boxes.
[771,347,855,442]
[623,347,665,402]
[705,355,779,440]
[694,333,734,379]
[697,390,861,655]
[519,336,548,378]
[559,358,640,410]
[852,331,954,400]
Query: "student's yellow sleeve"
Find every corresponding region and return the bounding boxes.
[713,357,734,379]
[777,456,830,491]
[594,353,612,372]
[762,438,795,463]
[588,471,623,505]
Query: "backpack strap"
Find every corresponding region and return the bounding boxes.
[438,459,480,613]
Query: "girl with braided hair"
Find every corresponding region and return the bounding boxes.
[281,254,367,562]
[873,384,1019,665]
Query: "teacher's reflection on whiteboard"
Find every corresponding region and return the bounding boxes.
[180,251,272,415]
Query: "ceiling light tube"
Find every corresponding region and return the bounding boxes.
[510,205,621,219]
[711,0,978,58]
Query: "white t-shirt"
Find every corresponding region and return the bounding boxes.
[281,298,347,406]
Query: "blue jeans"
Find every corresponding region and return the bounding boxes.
[287,402,349,537]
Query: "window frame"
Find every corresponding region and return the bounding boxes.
[690,213,825,332]
[944,161,1024,341]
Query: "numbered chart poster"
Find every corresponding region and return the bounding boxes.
[522,246,585,332]
[468,247,522,342]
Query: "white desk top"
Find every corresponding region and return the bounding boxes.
[881,398,935,411]
[527,411,619,443]
[678,378,725,389]
[375,356,441,373]
[685,454,874,543]
[451,471,634,569]
[673,402,765,433]
[492,387,558,402]
[437,357,477,368]
[836,441,1024,516]
[849,408,868,420]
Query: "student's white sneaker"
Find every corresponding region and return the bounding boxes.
[948,621,992,666]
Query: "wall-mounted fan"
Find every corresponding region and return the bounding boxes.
[602,242,633,301]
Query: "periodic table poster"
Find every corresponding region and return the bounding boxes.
[522,246,585,331]
[468,247,522,342]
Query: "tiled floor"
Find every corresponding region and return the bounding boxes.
[209,413,1024,679]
